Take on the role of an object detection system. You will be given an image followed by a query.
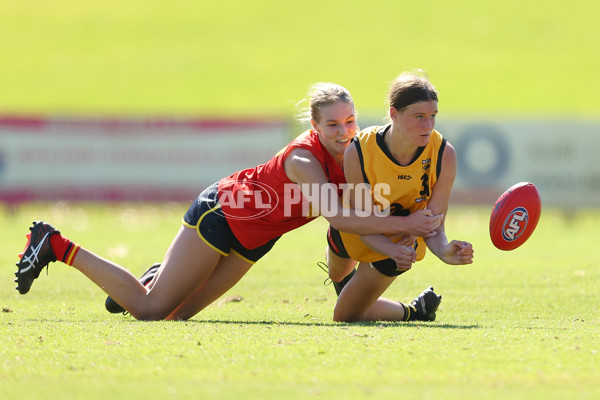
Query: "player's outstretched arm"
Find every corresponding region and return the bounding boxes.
[283,146,442,236]
[424,142,474,265]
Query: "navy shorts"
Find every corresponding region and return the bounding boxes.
[326,226,408,277]
[183,183,280,264]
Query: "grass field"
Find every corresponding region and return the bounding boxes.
[1,203,598,399]
[1,1,599,117]
[1,1,599,399]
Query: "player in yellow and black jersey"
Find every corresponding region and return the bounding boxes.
[330,124,446,264]
[325,71,474,322]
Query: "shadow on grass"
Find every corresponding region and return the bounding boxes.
[18,317,480,330]
[188,319,481,330]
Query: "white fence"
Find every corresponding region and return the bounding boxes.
[0,116,290,203]
[1,115,598,207]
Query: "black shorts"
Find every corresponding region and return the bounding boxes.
[327,226,408,277]
[183,183,280,263]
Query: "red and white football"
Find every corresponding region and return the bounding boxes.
[489,182,541,251]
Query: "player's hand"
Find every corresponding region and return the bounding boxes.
[390,244,417,271]
[403,209,444,238]
[440,240,474,265]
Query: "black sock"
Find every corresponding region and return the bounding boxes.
[333,268,356,296]
[400,302,420,321]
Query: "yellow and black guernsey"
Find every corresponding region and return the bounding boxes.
[340,124,447,262]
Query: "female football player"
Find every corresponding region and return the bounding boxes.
[325,71,474,322]
[15,82,442,321]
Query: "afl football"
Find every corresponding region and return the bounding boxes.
[489,182,541,250]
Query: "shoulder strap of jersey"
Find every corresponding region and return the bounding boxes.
[352,136,370,185]
[436,137,447,180]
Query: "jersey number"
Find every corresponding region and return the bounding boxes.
[420,173,430,197]
[390,174,430,216]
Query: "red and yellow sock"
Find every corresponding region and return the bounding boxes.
[50,234,81,266]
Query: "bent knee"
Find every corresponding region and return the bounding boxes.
[333,305,361,323]
[130,302,177,321]
[333,313,360,323]
[329,271,348,283]
[329,265,355,283]
[131,310,169,321]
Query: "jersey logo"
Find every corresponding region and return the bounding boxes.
[502,207,529,242]
[218,180,279,220]
[422,158,431,172]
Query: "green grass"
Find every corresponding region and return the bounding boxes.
[1,2,599,398]
[1,0,599,116]
[1,203,599,399]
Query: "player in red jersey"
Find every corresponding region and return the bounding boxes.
[14,83,442,321]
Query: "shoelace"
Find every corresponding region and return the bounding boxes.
[316,261,332,286]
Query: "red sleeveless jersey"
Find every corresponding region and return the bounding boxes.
[217,130,346,249]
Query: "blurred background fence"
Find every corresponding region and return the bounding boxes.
[2,115,598,207]
[0,116,289,204]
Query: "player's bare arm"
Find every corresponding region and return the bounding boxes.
[284,146,441,236]
[424,143,474,265]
